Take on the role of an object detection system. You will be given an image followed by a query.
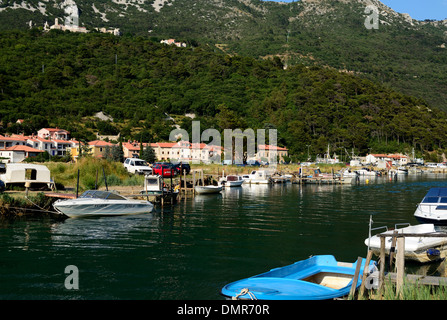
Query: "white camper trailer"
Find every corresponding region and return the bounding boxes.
[0,163,54,189]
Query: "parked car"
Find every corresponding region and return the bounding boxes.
[173,162,191,175]
[152,163,176,177]
[123,158,152,175]
[246,160,261,166]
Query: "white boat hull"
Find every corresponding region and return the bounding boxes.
[54,198,154,218]
[194,186,222,194]
[226,180,244,187]
[248,179,271,184]
[414,188,447,225]
[220,175,245,187]
[365,224,447,263]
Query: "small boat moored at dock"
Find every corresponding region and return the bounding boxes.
[194,185,222,194]
[414,187,447,225]
[221,255,375,300]
[242,170,272,184]
[365,222,447,263]
[219,175,244,187]
[355,168,380,176]
[53,190,154,218]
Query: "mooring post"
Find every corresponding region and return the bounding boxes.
[396,236,405,298]
[389,230,398,271]
[359,250,373,297]
[76,169,80,198]
[193,170,196,196]
[379,236,385,291]
[183,170,186,199]
[349,257,363,298]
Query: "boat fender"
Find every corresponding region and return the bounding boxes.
[427,248,441,256]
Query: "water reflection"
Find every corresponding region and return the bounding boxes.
[50,213,157,249]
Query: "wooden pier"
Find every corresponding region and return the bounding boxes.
[356,232,447,299]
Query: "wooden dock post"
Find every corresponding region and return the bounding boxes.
[349,257,363,298]
[379,236,385,291]
[396,237,405,297]
[193,170,196,196]
[389,231,398,270]
[359,250,373,297]
[183,170,186,199]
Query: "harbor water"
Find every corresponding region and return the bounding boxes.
[1,173,447,300]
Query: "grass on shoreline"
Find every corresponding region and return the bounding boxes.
[360,278,447,300]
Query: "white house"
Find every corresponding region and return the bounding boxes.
[0,145,45,163]
[27,136,55,155]
[366,154,409,166]
[52,139,79,156]
[0,135,28,149]
[37,128,70,140]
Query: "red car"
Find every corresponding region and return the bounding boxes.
[152,163,176,177]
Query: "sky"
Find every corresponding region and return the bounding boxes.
[267,0,447,21]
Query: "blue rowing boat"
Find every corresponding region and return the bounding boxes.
[221,255,375,300]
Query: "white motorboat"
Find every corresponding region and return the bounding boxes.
[194,185,222,194]
[243,170,272,184]
[396,167,408,174]
[271,173,291,183]
[53,190,154,218]
[414,187,447,225]
[339,168,359,177]
[365,223,447,263]
[219,175,244,187]
[355,168,379,176]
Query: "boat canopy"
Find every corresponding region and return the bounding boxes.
[422,188,447,204]
[80,190,126,200]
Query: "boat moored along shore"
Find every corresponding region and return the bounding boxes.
[221,255,376,300]
[365,223,447,263]
[414,187,447,225]
[53,190,154,218]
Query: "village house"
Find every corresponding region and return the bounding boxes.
[365,153,409,167]
[153,142,178,161]
[155,141,222,163]
[122,141,158,159]
[0,135,28,149]
[122,140,222,163]
[160,39,187,48]
[27,136,55,155]
[26,136,79,157]
[256,144,289,163]
[52,139,79,156]
[37,128,70,140]
[0,145,44,163]
[84,140,114,159]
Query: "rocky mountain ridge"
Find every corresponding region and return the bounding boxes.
[1,0,447,111]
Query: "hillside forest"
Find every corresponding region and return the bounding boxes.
[1,30,447,162]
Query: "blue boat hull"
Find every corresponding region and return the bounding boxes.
[221,255,375,300]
